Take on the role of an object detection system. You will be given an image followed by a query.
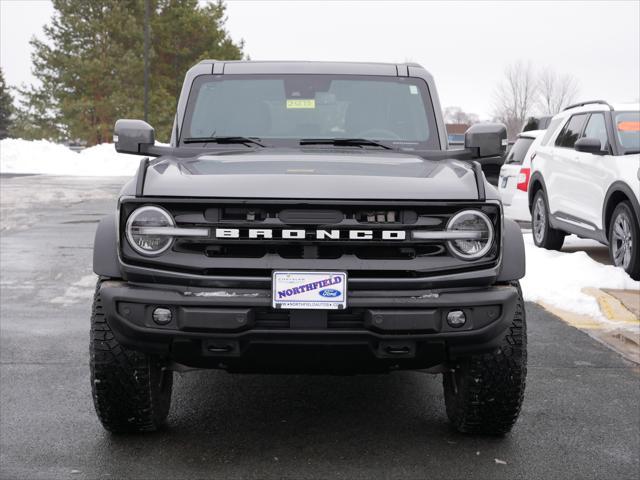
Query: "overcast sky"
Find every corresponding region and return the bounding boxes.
[1,0,638,118]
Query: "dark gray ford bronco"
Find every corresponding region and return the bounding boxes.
[91,61,526,434]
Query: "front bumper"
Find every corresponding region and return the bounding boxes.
[99,281,519,373]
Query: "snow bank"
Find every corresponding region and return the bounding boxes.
[0,138,140,176]
[521,233,639,326]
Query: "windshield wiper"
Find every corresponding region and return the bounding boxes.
[300,138,392,150]
[182,136,265,147]
[623,150,640,155]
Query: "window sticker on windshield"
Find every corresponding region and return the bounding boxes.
[409,85,418,95]
[286,99,316,109]
[617,121,640,132]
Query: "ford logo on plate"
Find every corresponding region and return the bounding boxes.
[319,289,340,298]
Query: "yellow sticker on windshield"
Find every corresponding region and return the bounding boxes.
[286,99,316,109]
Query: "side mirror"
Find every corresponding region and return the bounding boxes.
[114,119,155,154]
[575,137,603,154]
[464,123,507,158]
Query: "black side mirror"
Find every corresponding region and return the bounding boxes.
[114,119,155,154]
[574,137,603,154]
[464,123,507,158]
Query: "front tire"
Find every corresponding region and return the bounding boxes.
[90,280,173,433]
[532,190,565,250]
[608,202,640,280]
[443,281,527,435]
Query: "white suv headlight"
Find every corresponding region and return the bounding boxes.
[126,206,175,255]
[446,210,494,260]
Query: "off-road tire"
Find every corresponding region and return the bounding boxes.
[90,279,173,433]
[608,201,640,280]
[532,190,565,250]
[443,281,527,435]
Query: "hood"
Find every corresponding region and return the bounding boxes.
[141,149,480,200]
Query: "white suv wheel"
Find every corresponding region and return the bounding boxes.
[533,196,546,244]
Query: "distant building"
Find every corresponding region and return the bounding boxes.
[446,123,470,147]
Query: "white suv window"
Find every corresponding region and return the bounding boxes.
[555,114,589,148]
[504,137,535,165]
[582,113,609,152]
[614,111,640,153]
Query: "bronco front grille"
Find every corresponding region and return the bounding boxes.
[119,199,501,283]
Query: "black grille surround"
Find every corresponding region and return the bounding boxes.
[119,198,502,289]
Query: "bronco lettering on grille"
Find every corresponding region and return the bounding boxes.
[214,228,406,240]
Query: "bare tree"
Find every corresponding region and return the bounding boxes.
[493,61,538,139]
[537,67,580,115]
[444,106,479,125]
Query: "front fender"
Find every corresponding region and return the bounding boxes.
[93,214,121,278]
[497,218,525,282]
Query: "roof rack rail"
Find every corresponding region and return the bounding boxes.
[563,100,613,111]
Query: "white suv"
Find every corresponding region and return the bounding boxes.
[529,101,640,280]
[499,130,544,221]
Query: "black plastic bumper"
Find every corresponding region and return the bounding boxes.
[99,280,519,372]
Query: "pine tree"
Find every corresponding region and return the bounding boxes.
[150,0,244,140]
[15,0,243,145]
[0,68,13,139]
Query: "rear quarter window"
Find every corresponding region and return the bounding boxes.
[504,137,534,165]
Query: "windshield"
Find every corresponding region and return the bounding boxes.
[614,111,640,152]
[181,74,440,149]
[504,137,535,164]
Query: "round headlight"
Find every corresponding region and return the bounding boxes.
[126,206,175,255]
[446,210,494,260]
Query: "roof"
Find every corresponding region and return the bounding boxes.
[611,102,640,112]
[517,129,545,139]
[193,60,430,77]
[561,100,639,115]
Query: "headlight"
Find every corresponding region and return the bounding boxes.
[126,206,175,255]
[446,210,494,260]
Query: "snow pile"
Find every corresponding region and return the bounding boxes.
[0,138,140,176]
[521,233,640,325]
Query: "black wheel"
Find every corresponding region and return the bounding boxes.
[532,190,565,250]
[90,280,173,433]
[443,281,527,435]
[608,202,640,280]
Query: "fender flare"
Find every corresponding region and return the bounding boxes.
[497,218,526,282]
[93,214,122,278]
[527,172,547,212]
[602,182,640,236]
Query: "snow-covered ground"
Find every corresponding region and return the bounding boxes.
[521,233,639,330]
[0,138,140,176]
[1,139,638,330]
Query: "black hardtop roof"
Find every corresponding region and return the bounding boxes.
[193,59,430,77]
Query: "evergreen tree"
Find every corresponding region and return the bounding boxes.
[150,0,244,140]
[0,68,13,139]
[15,0,243,145]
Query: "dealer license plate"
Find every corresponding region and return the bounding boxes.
[272,271,347,310]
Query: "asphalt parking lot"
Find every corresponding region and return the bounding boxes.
[1,175,639,480]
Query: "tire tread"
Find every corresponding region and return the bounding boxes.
[90,279,172,433]
[443,281,527,435]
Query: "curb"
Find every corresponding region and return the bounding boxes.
[583,288,639,325]
[538,289,639,365]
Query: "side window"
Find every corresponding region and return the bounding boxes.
[555,114,588,148]
[582,113,609,152]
